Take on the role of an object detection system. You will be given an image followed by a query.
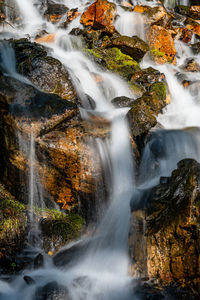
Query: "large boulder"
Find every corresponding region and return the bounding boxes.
[130,159,200,295]
[80,0,116,30]
[10,39,77,102]
[149,25,176,65]
[44,1,69,24]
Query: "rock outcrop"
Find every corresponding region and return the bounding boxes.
[130,159,200,295]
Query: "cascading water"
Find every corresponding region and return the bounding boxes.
[0,0,200,299]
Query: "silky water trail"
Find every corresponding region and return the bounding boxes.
[0,0,200,299]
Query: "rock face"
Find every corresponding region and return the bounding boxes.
[11,39,77,101]
[80,0,116,29]
[130,159,200,295]
[44,2,69,24]
[149,25,176,65]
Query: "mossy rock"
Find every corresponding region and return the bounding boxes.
[86,47,140,80]
[0,184,27,272]
[149,82,166,101]
[35,207,85,253]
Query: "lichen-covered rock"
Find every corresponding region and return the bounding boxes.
[190,5,200,19]
[80,0,116,30]
[175,27,193,43]
[11,39,77,101]
[127,82,167,139]
[149,25,176,64]
[191,42,200,54]
[130,159,200,295]
[109,35,149,62]
[0,184,27,273]
[86,47,140,80]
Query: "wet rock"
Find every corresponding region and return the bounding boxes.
[130,67,165,92]
[175,27,193,44]
[189,5,200,19]
[181,58,200,72]
[111,96,134,108]
[174,5,190,18]
[11,39,77,101]
[130,159,200,294]
[185,17,200,37]
[39,210,85,253]
[86,47,140,80]
[60,9,81,28]
[80,0,116,30]
[35,281,69,300]
[191,42,200,54]
[53,239,91,268]
[44,1,69,24]
[133,5,170,27]
[109,35,149,62]
[24,275,35,285]
[149,25,176,65]
[128,82,167,139]
[34,253,44,269]
[0,184,27,273]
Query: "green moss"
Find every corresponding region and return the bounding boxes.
[0,185,26,242]
[151,48,165,58]
[86,47,140,80]
[35,207,85,241]
[150,82,166,101]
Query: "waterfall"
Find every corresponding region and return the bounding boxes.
[0,0,200,299]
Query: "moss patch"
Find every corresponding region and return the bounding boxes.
[35,207,85,252]
[86,47,140,80]
[150,82,166,101]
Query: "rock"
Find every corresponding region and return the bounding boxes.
[34,281,69,300]
[53,239,91,268]
[44,1,69,24]
[24,276,35,285]
[130,67,165,91]
[33,253,44,269]
[128,82,167,140]
[130,159,200,294]
[185,18,200,37]
[0,184,27,273]
[86,47,140,80]
[111,96,134,108]
[174,5,190,17]
[149,25,176,65]
[191,42,200,54]
[39,210,85,253]
[11,39,77,102]
[35,33,56,44]
[190,6,200,19]
[109,35,149,62]
[80,0,116,30]
[175,27,193,44]
[133,5,171,27]
[181,58,200,72]
[60,9,81,28]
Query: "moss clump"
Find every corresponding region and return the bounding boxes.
[151,48,165,58]
[35,207,85,252]
[150,82,166,101]
[86,47,140,80]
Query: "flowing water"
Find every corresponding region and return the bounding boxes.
[0,0,199,299]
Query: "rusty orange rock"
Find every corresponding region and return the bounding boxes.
[149,25,176,65]
[185,18,200,37]
[35,33,56,44]
[133,5,169,25]
[80,0,116,29]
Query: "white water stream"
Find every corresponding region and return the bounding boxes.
[0,0,199,299]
